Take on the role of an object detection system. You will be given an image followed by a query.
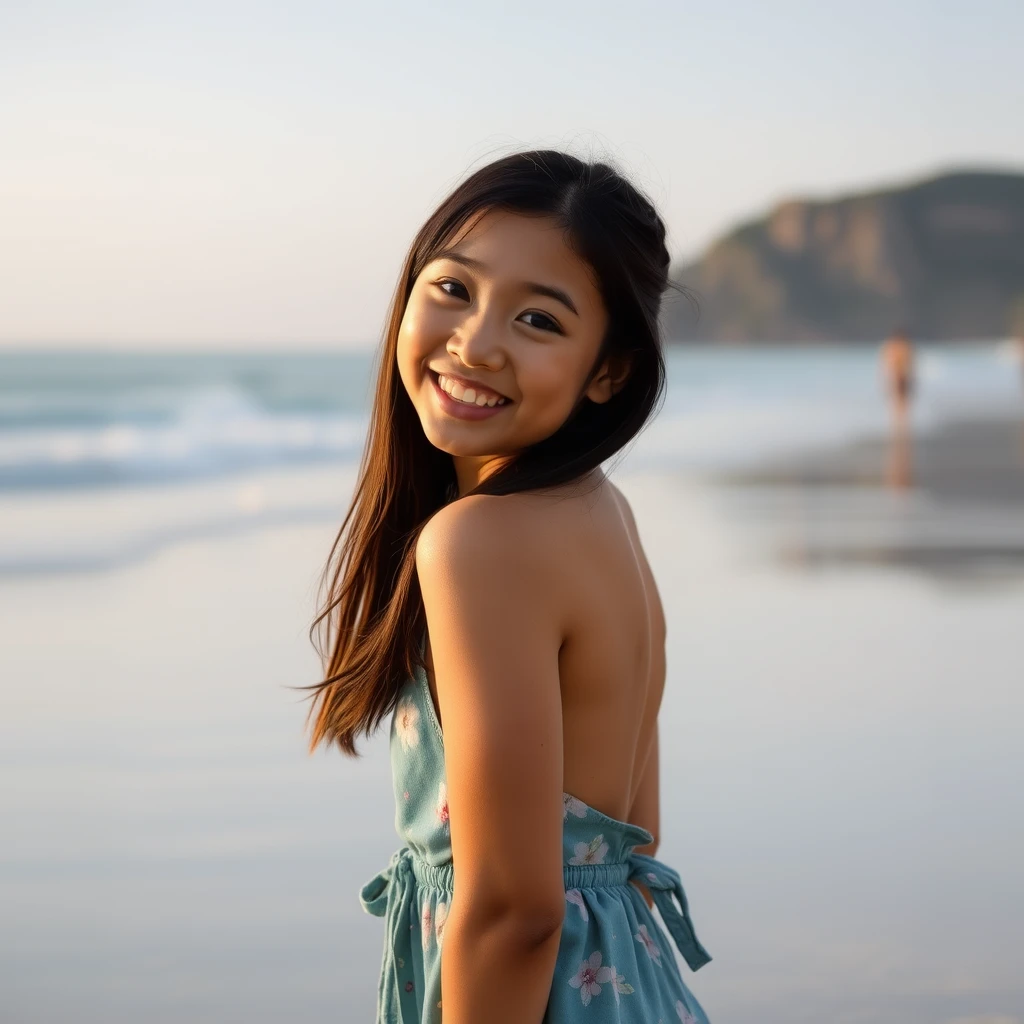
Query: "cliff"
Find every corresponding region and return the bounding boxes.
[661,170,1024,343]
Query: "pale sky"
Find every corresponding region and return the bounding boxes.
[2,0,1022,349]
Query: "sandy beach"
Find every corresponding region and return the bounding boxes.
[2,409,1023,1023]
[5,2,1023,1018]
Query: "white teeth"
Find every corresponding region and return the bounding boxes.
[437,374,506,407]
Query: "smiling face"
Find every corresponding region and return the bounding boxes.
[397,208,620,495]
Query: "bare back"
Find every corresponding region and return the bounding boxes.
[423,471,664,833]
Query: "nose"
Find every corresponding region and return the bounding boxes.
[447,307,506,370]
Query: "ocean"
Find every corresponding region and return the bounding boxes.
[2,342,1022,575]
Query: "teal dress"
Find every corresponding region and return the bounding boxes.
[360,645,712,1023]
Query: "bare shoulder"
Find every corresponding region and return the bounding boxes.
[418,493,541,561]
[415,493,561,605]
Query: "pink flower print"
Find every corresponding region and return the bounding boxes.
[563,793,587,820]
[634,923,662,965]
[421,903,432,945]
[395,698,420,752]
[568,951,614,1006]
[607,965,635,1003]
[434,901,448,946]
[565,888,589,923]
[435,781,449,830]
[675,1000,697,1023]
[570,834,609,866]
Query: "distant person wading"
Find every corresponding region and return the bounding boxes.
[881,329,916,427]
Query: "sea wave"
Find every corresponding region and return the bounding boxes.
[0,344,1021,494]
[0,384,368,490]
[1,344,1021,576]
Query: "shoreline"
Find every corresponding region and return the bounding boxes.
[702,415,1024,582]
[4,413,1024,583]
[714,415,1024,502]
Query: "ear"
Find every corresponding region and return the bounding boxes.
[584,352,632,405]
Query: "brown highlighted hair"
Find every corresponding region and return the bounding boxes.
[300,148,688,756]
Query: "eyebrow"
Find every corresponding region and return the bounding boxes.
[431,249,580,318]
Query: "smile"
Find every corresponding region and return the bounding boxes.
[429,371,512,421]
[436,373,507,407]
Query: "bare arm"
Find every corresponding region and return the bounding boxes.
[416,496,565,1024]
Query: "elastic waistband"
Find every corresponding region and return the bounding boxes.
[362,845,712,985]
[410,854,453,891]
[408,852,632,893]
[563,862,633,890]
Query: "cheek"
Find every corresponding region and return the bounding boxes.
[519,351,586,414]
[396,312,433,392]
[398,299,449,368]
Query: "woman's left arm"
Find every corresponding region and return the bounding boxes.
[416,496,567,1024]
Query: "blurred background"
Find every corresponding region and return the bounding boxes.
[2,3,1023,1023]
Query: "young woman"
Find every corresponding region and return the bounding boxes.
[303,150,712,1023]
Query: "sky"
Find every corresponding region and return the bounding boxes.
[2,0,1023,350]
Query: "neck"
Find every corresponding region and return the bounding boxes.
[453,453,515,497]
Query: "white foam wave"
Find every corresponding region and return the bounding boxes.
[1,345,1022,575]
[0,384,367,489]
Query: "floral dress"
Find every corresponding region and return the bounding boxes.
[359,641,713,1023]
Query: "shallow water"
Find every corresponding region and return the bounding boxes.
[2,346,1023,1022]
[3,342,1022,574]
[1,468,1022,1023]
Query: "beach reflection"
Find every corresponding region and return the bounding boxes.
[1,345,1023,1024]
[707,343,1024,584]
[884,420,914,491]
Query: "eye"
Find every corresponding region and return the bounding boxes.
[519,310,562,334]
[432,279,563,334]
[435,279,468,299]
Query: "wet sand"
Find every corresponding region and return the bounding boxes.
[719,416,1024,502]
[705,416,1024,582]
[1,439,1022,1023]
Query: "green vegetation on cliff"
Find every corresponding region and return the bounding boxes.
[662,170,1024,343]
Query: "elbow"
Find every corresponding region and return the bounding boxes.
[500,896,566,948]
[460,895,564,949]
[510,905,564,949]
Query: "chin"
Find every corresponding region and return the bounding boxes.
[427,436,497,458]
[419,424,504,458]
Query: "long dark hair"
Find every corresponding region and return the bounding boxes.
[301,148,685,756]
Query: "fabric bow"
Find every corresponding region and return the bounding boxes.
[360,846,420,1022]
[628,851,712,971]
